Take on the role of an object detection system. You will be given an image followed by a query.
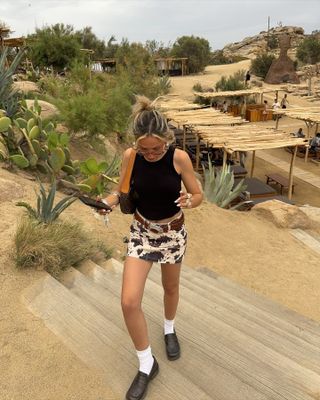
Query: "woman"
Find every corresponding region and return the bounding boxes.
[101,96,203,400]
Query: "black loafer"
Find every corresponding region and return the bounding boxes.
[126,356,159,400]
[164,331,181,360]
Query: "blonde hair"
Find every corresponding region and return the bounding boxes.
[131,95,175,144]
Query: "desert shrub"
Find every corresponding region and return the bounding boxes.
[296,37,320,64]
[13,218,109,277]
[59,90,109,137]
[215,70,246,91]
[193,82,204,92]
[267,34,279,50]
[251,53,276,78]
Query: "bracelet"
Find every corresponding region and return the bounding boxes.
[111,191,120,198]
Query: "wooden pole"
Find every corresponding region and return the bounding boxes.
[196,135,200,172]
[288,146,297,200]
[250,150,256,177]
[304,122,311,163]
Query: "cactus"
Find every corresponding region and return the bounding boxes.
[49,147,66,173]
[9,154,30,168]
[78,155,120,195]
[203,160,247,209]
[0,117,11,132]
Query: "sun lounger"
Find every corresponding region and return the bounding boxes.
[234,177,277,198]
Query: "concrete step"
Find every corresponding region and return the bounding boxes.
[61,267,212,400]
[290,228,320,256]
[76,261,281,400]
[91,259,319,400]
[22,274,138,397]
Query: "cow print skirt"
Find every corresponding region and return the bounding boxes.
[127,218,187,264]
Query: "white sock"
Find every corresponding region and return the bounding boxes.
[136,346,154,375]
[164,318,175,335]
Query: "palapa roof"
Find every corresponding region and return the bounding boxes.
[165,107,248,126]
[2,37,26,47]
[190,124,308,153]
[156,97,205,112]
[274,107,320,124]
[194,87,284,99]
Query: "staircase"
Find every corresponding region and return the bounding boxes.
[23,258,320,399]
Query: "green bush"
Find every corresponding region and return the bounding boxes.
[297,37,320,64]
[215,70,246,91]
[13,217,110,277]
[251,53,276,78]
[193,82,204,92]
[60,90,109,137]
[170,35,211,73]
[267,34,279,50]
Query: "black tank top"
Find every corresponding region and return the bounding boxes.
[131,147,181,220]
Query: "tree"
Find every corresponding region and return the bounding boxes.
[75,26,107,59]
[145,40,170,57]
[170,35,211,73]
[296,36,320,65]
[27,23,82,72]
[251,53,276,78]
[115,40,159,98]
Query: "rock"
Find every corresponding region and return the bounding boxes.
[299,205,320,232]
[25,99,58,119]
[0,177,24,203]
[12,81,40,94]
[252,200,311,229]
[222,25,306,60]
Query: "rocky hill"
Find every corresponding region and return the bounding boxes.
[222,26,307,60]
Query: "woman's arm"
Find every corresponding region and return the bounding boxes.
[174,149,203,209]
[102,148,133,208]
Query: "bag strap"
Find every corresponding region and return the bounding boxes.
[120,149,136,194]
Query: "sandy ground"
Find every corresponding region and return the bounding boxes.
[2,61,320,399]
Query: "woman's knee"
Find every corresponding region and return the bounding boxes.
[163,283,179,297]
[121,294,141,315]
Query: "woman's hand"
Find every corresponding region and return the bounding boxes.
[96,196,114,215]
[175,191,193,208]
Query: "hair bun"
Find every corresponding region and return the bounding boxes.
[132,95,155,117]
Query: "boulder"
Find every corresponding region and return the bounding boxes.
[12,81,40,94]
[252,199,311,229]
[25,99,58,119]
[0,177,24,203]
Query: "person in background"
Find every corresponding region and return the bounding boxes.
[100,96,203,400]
[310,133,320,153]
[222,100,228,113]
[262,100,268,121]
[280,93,289,109]
[245,70,251,86]
[291,127,305,138]
[272,98,280,120]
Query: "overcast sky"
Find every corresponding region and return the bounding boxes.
[1,0,319,50]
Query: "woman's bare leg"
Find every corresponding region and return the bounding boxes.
[121,256,153,350]
[161,263,181,320]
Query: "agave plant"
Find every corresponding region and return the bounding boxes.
[203,160,247,209]
[16,180,77,224]
[0,47,27,117]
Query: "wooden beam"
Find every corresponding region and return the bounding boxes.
[196,135,200,172]
[288,146,298,200]
[182,125,186,151]
[250,150,256,177]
